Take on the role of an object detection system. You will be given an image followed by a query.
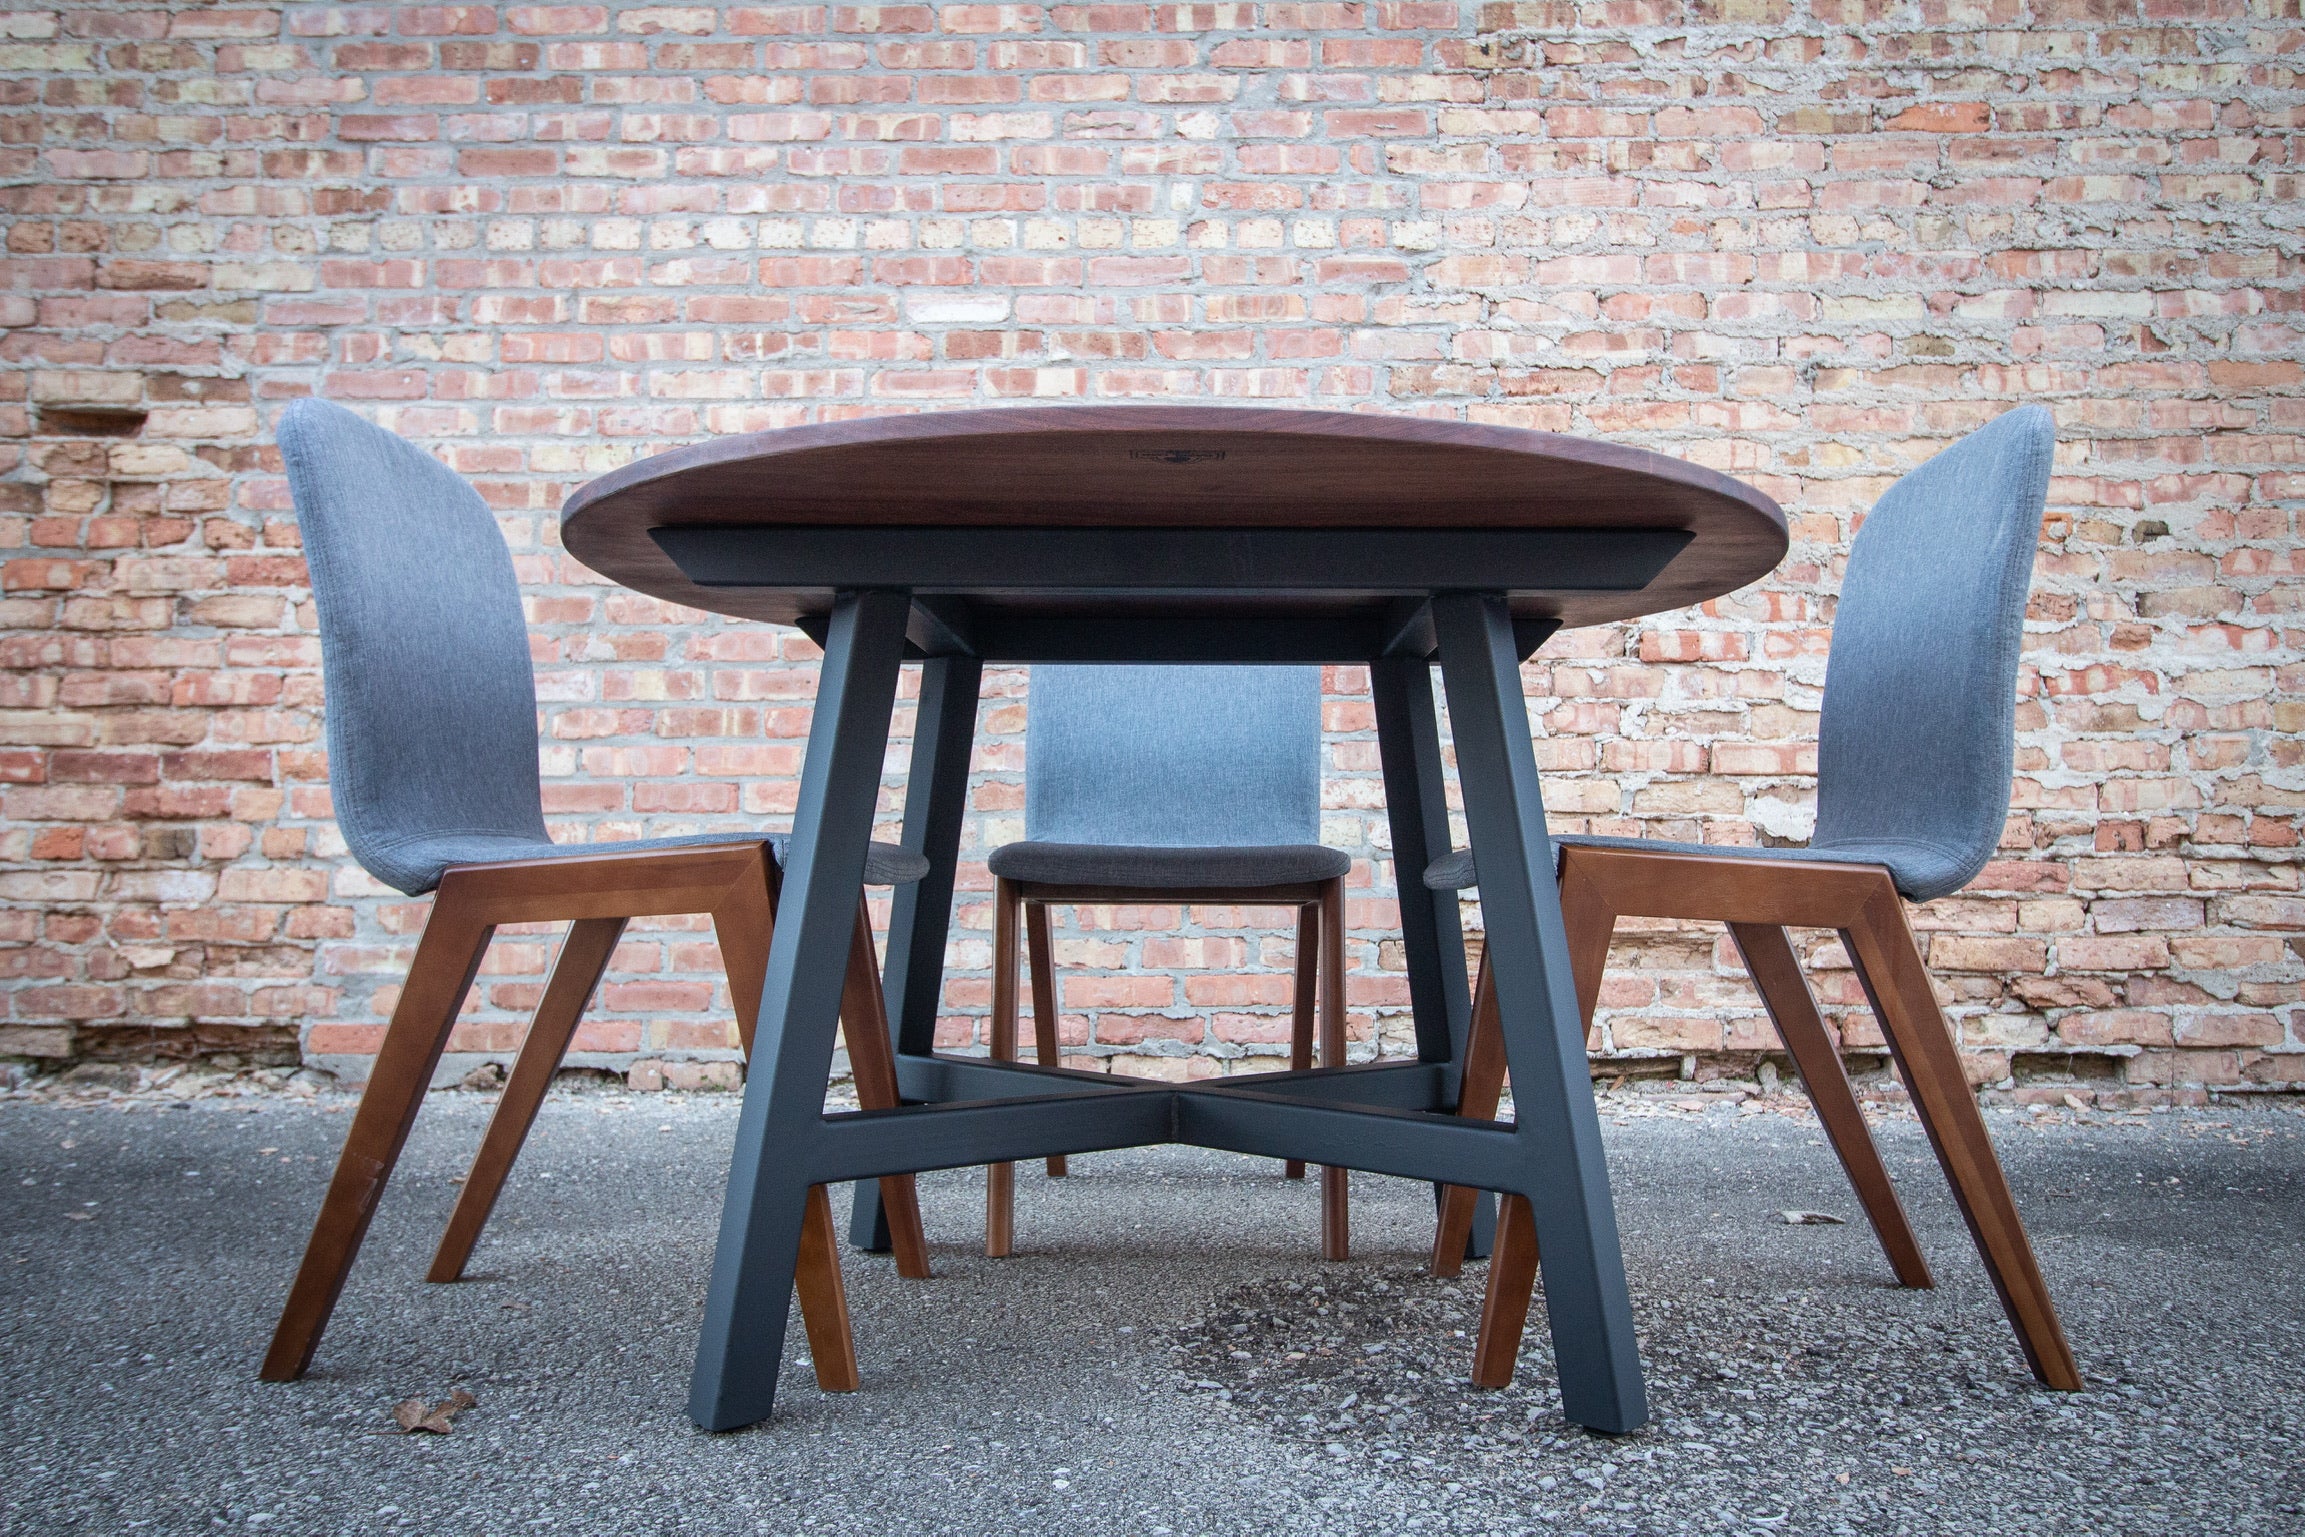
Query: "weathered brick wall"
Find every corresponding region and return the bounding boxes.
[1,0,2299,1103]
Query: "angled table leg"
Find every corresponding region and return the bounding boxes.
[852,654,982,1252]
[1374,655,1491,1261]
[689,588,912,1432]
[1434,592,1647,1434]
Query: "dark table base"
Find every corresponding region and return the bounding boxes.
[686,590,1648,1436]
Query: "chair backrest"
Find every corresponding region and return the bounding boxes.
[1810,405,2055,901]
[1023,665,1323,847]
[277,398,549,893]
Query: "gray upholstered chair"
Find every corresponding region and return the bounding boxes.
[259,398,932,1391]
[1431,405,2081,1394]
[982,664,1356,1259]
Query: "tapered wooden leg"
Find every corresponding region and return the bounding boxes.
[1471,1193,1540,1389]
[840,899,933,1281]
[1728,921,1933,1289]
[262,901,497,1381]
[1432,947,1503,1278]
[1318,876,1350,1262]
[1024,899,1067,1178]
[429,916,626,1283]
[1844,889,2082,1391]
[730,861,932,1290]
[1285,900,1318,1180]
[794,1183,859,1393]
[985,877,1021,1258]
[1456,845,1622,1380]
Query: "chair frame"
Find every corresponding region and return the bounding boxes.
[984,872,1350,1261]
[1433,842,2082,1393]
[260,840,929,1393]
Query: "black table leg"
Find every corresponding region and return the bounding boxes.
[689,589,913,1432]
[850,653,983,1252]
[1372,656,1494,1259]
[1372,657,1473,1073]
[1432,592,1647,1435]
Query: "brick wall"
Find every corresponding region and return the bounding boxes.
[1,0,2299,1103]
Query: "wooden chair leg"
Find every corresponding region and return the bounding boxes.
[840,898,933,1281]
[1025,899,1067,1178]
[428,916,626,1282]
[728,852,935,1299]
[1727,921,1933,1289]
[1283,899,1318,1181]
[1843,888,2083,1391]
[1459,852,1610,1378]
[1471,1193,1539,1389]
[262,901,497,1381]
[1318,875,1350,1262]
[1432,946,1501,1278]
[985,876,1020,1258]
[794,1183,860,1393]
[723,857,891,1357]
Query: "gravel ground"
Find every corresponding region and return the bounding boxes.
[2,1087,2301,1535]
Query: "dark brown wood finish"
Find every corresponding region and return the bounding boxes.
[1472,1194,1540,1390]
[984,876,1021,1259]
[1441,843,2082,1394]
[263,841,922,1392]
[1727,920,1931,1289]
[837,902,935,1281]
[560,407,1787,644]
[1429,945,1502,1279]
[1024,900,1067,1180]
[428,915,626,1284]
[1285,901,1319,1182]
[984,874,1352,1259]
[794,1183,860,1393]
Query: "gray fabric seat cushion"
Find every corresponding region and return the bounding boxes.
[990,840,1349,890]
[394,832,927,897]
[1423,836,1945,902]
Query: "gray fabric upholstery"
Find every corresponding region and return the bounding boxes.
[396,832,928,892]
[990,841,1349,890]
[279,398,927,898]
[280,397,551,897]
[1423,836,1943,892]
[1807,405,2055,901]
[1423,847,1478,890]
[1425,408,2054,906]
[995,663,1341,893]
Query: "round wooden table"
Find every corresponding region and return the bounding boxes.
[563,406,1786,1435]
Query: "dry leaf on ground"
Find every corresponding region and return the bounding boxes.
[389,1388,478,1435]
[1779,1210,1847,1225]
